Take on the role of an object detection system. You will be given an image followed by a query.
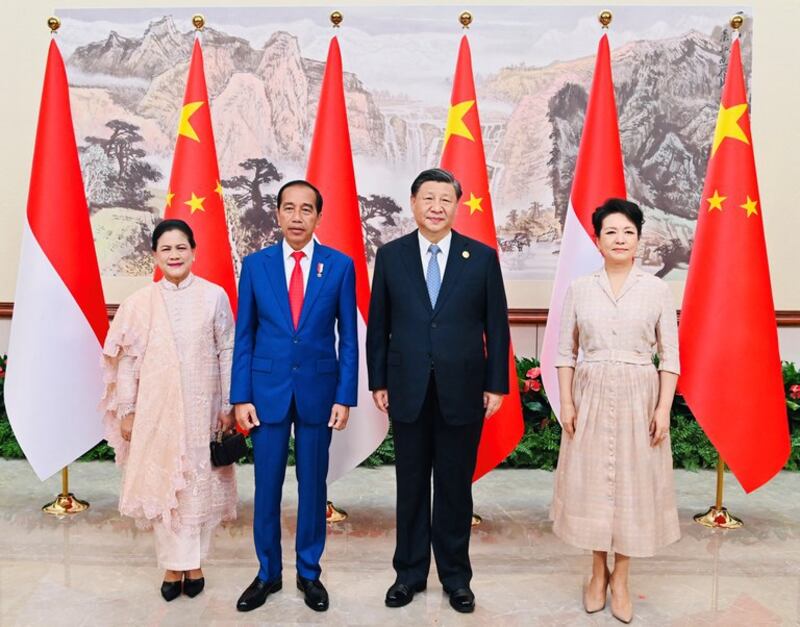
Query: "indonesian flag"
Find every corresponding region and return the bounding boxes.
[679,38,790,493]
[440,36,523,481]
[540,34,626,418]
[159,37,237,313]
[307,37,390,482]
[5,40,109,480]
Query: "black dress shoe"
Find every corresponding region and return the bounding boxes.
[385,581,427,608]
[183,576,204,598]
[445,586,475,613]
[161,579,182,602]
[236,576,282,612]
[296,575,329,612]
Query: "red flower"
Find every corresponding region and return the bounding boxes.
[530,379,542,392]
[790,384,800,400]
[526,367,541,380]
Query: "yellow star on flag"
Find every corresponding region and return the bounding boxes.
[444,100,475,147]
[740,195,758,217]
[214,180,224,197]
[711,102,749,157]
[178,101,205,142]
[165,189,175,208]
[184,192,206,214]
[706,189,726,212]
[464,192,483,215]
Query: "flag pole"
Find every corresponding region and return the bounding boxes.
[690,14,748,532]
[43,466,90,515]
[692,457,743,529]
[454,9,484,528]
[36,17,89,517]
[320,8,347,525]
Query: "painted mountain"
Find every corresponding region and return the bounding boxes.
[65,14,751,279]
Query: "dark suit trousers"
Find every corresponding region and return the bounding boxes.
[251,397,332,583]
[391,373,483,590]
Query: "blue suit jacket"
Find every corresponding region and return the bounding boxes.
[230,241,358,425]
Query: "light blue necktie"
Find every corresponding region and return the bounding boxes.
[426,244,441,307]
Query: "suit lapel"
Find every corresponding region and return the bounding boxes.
[432,231,468,316]
[400,231,433,314]
[263,245,294,332]
[296,245,332,332]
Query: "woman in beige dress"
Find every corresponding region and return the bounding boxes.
[101,219,237,601]
[550,199,680,623]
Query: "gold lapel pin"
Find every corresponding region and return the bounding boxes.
[462,250,470,259]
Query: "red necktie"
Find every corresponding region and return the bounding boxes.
[289,250,306,329]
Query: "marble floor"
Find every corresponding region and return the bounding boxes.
[0,460,798,626]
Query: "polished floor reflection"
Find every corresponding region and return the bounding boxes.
[0,460,798,625]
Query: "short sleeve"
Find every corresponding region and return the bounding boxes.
[554,284,579,368]
[656,284,680,374]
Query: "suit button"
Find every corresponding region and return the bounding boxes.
[292,365,299,371]
[431,322,438,328]
[293,338,300,344]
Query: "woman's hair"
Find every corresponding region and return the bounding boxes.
[591,198,644,237]
[151,219,196,250]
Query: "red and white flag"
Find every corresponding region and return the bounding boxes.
[440,36,523,480]
[540,34,626,417]
[306,37,389,482]
[5,40,109,480]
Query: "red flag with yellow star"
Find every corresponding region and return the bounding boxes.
[680,38,789,493]
[159,38,237,313]
[440,36,523,481]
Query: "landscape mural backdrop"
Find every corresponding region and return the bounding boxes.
[56,6,752,297]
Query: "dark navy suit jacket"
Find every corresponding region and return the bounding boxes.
[230,241,358,424]
[366,230,509,425]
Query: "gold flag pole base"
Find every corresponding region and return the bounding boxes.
[42,467,89,516]
[693,458,743,529]
[42,493,90,515]
[326,501,348,523]
[471,513,482,527]
[693,506,743,529]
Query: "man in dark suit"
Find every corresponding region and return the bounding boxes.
[367,168,510,613]
[231,180,357,613]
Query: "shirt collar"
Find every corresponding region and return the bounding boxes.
[160,272,195,291]
[418,230,452,257]
[282,237,315,261]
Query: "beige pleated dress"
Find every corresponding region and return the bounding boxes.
[550,267,681,557]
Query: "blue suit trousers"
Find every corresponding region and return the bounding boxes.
[250,398,332,582]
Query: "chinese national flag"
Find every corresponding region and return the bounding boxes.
[159,38,237,314]
[679,39,790,493]
[306,37,389,482]
[440,36,523,481]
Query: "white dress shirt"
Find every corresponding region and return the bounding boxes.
[282,238,315,291]
[418,230,452,280]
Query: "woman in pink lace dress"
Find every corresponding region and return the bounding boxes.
[101,220,237,601]
[550,199,680,623]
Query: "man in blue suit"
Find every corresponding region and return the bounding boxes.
[231,180,357,613]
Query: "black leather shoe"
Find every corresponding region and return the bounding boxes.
[161,579,182,602]
[236,576,282,612]
[385,581,427,608]
[296,575,329,612]
[183,576,204,598]
[445,586,475,613]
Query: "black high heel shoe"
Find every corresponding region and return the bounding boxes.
[161,579,182,602]
[183,576,205,598]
